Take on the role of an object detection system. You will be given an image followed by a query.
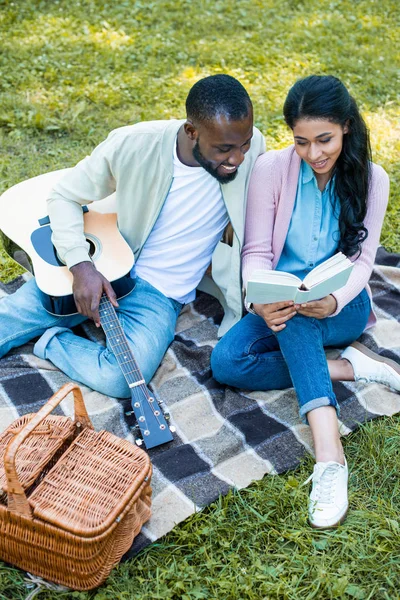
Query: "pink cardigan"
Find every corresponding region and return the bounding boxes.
[242,146,390,326]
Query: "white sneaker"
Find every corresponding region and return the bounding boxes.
[305,460,348,529]
[342,342,400,392]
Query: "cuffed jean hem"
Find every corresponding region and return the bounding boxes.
[299,396,340,424]
[33,326,71,359]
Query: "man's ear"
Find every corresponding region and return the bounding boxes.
[184,120,198,141]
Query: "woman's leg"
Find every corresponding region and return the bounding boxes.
[325,289,371,380]
[213,309,348,527]
[307,406,344,463]
[323,289,400,391]
[274,312,349,528]
[279,290,375,528]
[211,312,293,391]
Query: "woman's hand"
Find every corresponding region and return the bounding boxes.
[253,300,297,332]
[295,294,337,319]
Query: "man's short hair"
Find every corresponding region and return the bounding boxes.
[186,74,252,123]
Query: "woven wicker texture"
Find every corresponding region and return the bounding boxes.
[0,414,75,501]
[0,383,152,590]
[30,428,152,535]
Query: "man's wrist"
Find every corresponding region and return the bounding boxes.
[70,260,95,274]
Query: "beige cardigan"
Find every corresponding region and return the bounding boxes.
[47,119,266,335]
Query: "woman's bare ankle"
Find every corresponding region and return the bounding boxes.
[315,446,345,465]
[327,357,355,381]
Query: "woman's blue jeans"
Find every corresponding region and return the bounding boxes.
[0,276,182,398]
[211,289,371,422]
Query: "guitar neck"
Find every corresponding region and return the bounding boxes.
[98,295,173,449]
[98,296,144,388]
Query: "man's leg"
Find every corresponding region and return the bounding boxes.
[34,277,182,397]
[0,278,86,358]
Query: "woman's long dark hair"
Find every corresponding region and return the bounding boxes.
[283,75,371,257]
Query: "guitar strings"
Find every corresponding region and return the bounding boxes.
[98,297,165,412]
[99,309,152,436]
[98,296,167,430]
[98,299,152,433]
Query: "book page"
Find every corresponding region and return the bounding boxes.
[303,253,352,288]
[249,269,301,285]
[246,255,352,305]
[299,266,353,302]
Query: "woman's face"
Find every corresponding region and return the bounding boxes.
[292,118,348,177]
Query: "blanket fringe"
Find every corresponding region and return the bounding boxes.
[24,573,70,599]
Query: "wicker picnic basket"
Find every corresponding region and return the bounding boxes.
[0,383,152,590]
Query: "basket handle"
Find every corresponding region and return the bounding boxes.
[4,383,93,518]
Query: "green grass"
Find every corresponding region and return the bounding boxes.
[1,417,399,600]
[0,0,399,598]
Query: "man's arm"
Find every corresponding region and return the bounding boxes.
[47,131,119,268]
[47,130,121,322]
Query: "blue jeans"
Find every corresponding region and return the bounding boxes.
[0,276,182,397]
[211,289,371,421]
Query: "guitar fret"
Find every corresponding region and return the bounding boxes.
[114,349,133,357]
[98,294,174,448]
[116,361,137,372]
[99,301,146,386]
[104,331,128,342]
[121,369,146,377]
[106,338,131,352]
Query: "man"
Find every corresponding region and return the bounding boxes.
[0,74,265,397]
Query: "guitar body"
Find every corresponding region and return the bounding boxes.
[0,170,174,449]
[0,169,135,315]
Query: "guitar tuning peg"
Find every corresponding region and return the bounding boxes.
[169,426,176,433]
[136,438,143,446]
[125,410,134,416]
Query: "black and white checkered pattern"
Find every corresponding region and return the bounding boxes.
[1,247,399,556]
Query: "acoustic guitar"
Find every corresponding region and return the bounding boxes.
[0,169,174,449]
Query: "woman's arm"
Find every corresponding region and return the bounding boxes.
[242,152,278,287]
[330,164,390,316]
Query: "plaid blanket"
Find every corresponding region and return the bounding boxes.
[0,246,399,557]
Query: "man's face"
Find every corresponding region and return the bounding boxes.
[190,111,254,184]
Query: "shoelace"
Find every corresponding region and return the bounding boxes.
[357,364,396,387]
[303,463,341,504]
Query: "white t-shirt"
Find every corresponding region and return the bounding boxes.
[132,141,229,303]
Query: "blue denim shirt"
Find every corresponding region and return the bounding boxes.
[276,160,340,280]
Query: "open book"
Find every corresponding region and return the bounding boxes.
[246,252,354,304]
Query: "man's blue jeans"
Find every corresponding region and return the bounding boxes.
[211,289,371,421]
[0,276,182,397]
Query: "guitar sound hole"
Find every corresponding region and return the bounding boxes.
[86,239,96,257]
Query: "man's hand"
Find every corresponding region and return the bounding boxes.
[295,294,337,319]
[70,261,119,327]
[253,300,297,332]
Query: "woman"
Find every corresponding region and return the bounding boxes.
[211,75,398,529]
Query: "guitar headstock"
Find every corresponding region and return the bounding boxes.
[130,391,174,449]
